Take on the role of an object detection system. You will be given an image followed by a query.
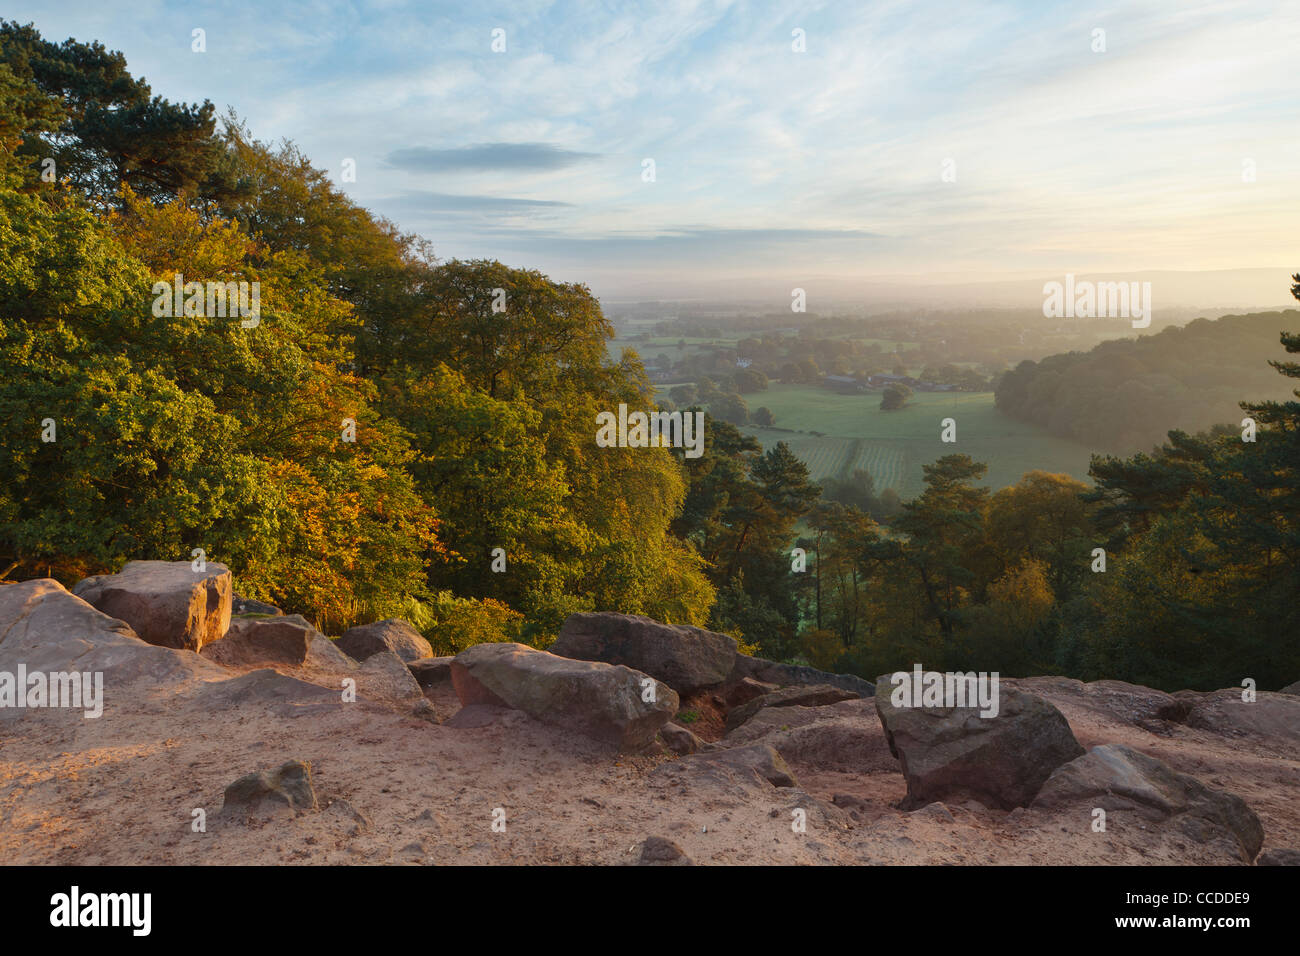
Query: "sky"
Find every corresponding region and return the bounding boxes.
[8,0,1300,302]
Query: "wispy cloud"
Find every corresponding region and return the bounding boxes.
[10,0,1299,298]
[396,191,572,213]
[387,142,598,173]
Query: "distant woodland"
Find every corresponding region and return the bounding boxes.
[996,311,1300,452]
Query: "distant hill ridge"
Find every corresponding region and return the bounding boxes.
[995,309,1300,452]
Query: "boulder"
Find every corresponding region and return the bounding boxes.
[725,683,860,732]
[729,654,875,698]
[637,836,693,866]
[1032,744,1264,862]
[358,647,424,703]
[1258,849,1300,865]
[725,698,897,774]
[1177,687,1300,743]
[202,614,317,666]
[305,634,359,671]
[1279,680,1300,696]
[701,743,799,788]
[0,578,222,694]
[875,678,1084,809]
[337,618,432,664]
[221,760,318,820]
[231,594,282,616]
[551,612,736,695]
[73,560,232,652]
[660,721,702,755]
[408,656,454,692]
[721,676,779,708]
[652,744,799,799]
[450,642,678,751]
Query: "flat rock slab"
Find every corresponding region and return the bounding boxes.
[451,641,678,751]
[551,612,737,695]
[875,678,1084,810]
[725,683,860,732]
[73,560,232,652]
[665,743,799,788]
[1032,743,1264,862]
[231,594,283,616]
[730,654,875,698]
[1177,688,1300,745]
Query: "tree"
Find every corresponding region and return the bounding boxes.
[893,455,990,647]
[735,368,768,393]
[0,21,236,203]
[669,384,697,406]
[984,471,1095,599]
[752,406,775,427]
[709,391,749,425]
[881,383,912,410]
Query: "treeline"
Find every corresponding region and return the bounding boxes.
[995,311,1299,452]
[0,22,713,644]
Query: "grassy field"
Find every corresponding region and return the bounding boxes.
[738,385,1098,498]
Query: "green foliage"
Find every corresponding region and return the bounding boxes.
[880,383,911,410]
[387,591,524,656]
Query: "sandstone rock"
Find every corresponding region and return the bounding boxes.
[192,668,341,718]
[231,594,282,616]
[338,618,432,664]
[408,656,454,692]
[666,743,799,789]
[451,642,677,751]
[725,683,860,732]
[551,612,736,695]
[875,679,1084,809]
[637,836,693,866]
[221,760,318,819]
[911,801,956,823]
[0,579,222,694]
[1258,848,1300,865]
[726,698,896,774]
[73,560,232,652]
[1177,687,1300,743]
[721,676,778,708]
[203,614,317,666]
[660,721,702,755]
[305,634,359,670]
[358,648,425,703]
[730,654,874,697]
[1032,744,1264,862]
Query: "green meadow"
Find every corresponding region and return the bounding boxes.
[737,385,1098,498]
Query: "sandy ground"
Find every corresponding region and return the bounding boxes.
[1,648,1296,866]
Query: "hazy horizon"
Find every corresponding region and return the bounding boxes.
[8,0,1298,305]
